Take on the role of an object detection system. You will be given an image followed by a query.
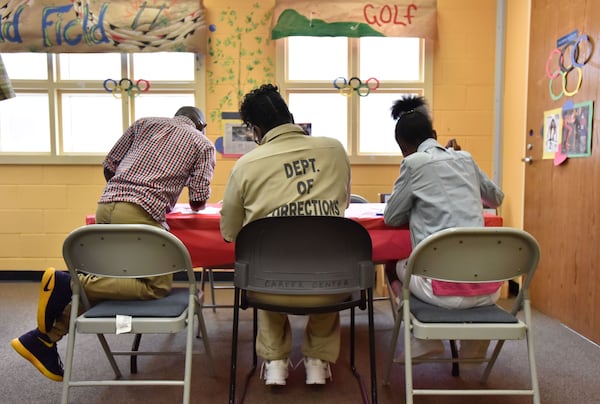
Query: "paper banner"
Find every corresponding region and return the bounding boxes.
[272,0,437,40]
[0,0,207,53]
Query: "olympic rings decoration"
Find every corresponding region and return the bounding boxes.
[333,76,380,97]
[545,33,593,100]
[103,78,151,98]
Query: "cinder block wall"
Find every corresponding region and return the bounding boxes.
[0,0,507,272]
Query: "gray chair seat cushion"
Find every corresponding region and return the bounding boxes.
[410,295,518,323]
[83,288,189,318]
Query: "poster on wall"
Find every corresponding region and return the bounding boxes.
[543,108,561,159]
[561,100,593,158]
[221,112,256,157]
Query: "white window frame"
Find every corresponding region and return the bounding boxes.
[0,53,205,165]
[276,37,433,164]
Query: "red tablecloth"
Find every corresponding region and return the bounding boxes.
[86,203,502,268]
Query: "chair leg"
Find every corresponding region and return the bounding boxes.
[368,289,378,404]
[96,333,123,378]
[208,268,217,313]
[61,295,81,404]
[130,334,142,374]
[229,289,241,404]
[382,303,403,385]
[449,340,460,377]
[196,306,216,377]
[348,306,369,404]
[182,304,196,404]
[238,308,259,404]
[403,300,414,404]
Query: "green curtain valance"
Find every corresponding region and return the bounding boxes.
[0,0,207,53]
[272,0,437,40]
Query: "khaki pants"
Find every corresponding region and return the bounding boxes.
[46,202,172,342]
[251,292,349,364]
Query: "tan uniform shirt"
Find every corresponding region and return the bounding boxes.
[220,123,351,242]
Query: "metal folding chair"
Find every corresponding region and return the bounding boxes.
[383,226,541,404]
[229,216,378,404]
[61,224,214,404]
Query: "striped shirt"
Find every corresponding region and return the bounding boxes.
[100,115,215,223]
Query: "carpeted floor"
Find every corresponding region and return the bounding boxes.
[1,281,599,404]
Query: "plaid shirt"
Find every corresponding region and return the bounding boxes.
[100,115,215,222]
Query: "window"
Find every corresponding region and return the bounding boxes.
[277,36,432,164]
[0,52,203,164]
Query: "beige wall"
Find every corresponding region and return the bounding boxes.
[0,0,523,271]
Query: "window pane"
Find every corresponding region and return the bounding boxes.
[288,37,348,81]
[0,94,50,152]
[288,93,348,149]
[134,93,196,120]
[132,53,195,81]
[61,94,122,153]
[2,53,48,80]
[58,53,121,80]
[359,92,414,154]
[360,37,421,81]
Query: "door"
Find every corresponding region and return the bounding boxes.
[524,0,600,343]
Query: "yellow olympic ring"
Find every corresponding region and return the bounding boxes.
[548,66,582,100]
[339,86,353,97]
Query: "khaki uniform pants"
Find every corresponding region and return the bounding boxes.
[251,292,349,364]
[47,202,172,342]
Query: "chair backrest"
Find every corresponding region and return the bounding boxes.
[234,216,374,295]
[63,224,195,279]
[406,227,540,286]
[350,194,369,203]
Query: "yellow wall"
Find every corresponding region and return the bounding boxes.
[500,0,530,228]
[0,0,521,271]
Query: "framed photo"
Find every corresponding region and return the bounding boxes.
[561,101,593,158]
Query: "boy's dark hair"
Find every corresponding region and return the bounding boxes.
[391,96,435,147]
[239,84,293,133]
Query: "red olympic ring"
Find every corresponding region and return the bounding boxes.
[365,77,380,91]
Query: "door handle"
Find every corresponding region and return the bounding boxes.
[521,156,533,164]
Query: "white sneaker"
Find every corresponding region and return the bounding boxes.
[304,357,332,385]
[260,359,290,385]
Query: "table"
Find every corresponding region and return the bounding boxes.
[86,203,502,268]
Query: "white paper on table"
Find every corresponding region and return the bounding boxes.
[344,203,386,218]
[171,205,221,215]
